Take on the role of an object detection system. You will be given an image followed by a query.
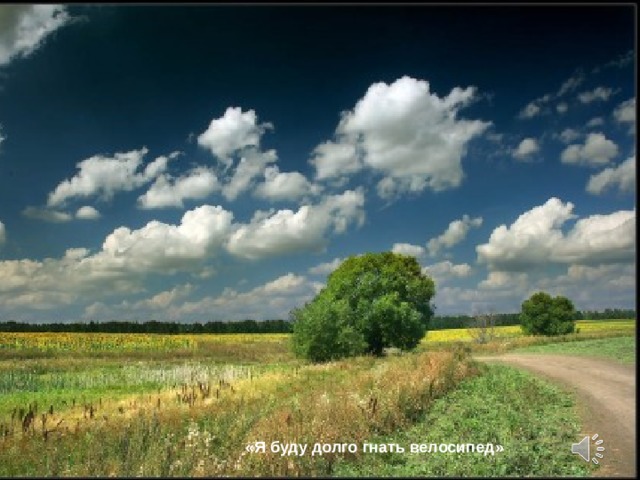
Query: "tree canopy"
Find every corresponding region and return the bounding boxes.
[291,252,436,362]
[520,291,577,336]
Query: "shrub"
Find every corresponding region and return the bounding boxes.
[520,292,576,336]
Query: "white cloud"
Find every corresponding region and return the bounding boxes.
[478,271,528,290]
[560,132,618,167]
[320,76,489,198]
[47,148,173,207]
[558,128,581,144]
[557,71,585,97]
[99,204,233,274]
[0,220,5,245]
[254,165,320,202]
[594,50,634,72]
[308,257,343,275]
[578,86,614,103]
[518,101,542,119]
[1,204,237,311]
[0,5,70,66]
[392,242,426,258]
[613,98,636,134]
[226,189,365,260]
[518,71,584,119]
[423,261,472,284]
[171,273,322,320]
[132,284,194,310]
[477,197,636,271]
[76,205,100,220]
[586,117,604,127]
[310,140,361,181]
[513,137,539,161]
[587,156,635,195]
[427,214,483,256]
[138,166,219,209]
[22,206,72,223]
[222,148,277,201]
[197,107,272,166]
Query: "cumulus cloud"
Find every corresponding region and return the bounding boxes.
[513,137,539,161]
[427,214,483,256]
[0,5,70,66]
[556,102,568,114]
[132,284,195,310]
[138,166,219,209]
[478,271,529,291]
[613,98,636,134]
[586,117,604,128]
[392,243,426,258]
[477,197,636,271]
[423,261,472,285]
[99,205,233,274]
[254,165,320,202]
[310,140,361,181]
[47,148,174,207]
[197,107,272,166]
[560,132,618,167]
[308,257,343,275]
[222,148,277,201]
[171,273,322,320]
[586,156,635,195]
[76,205,100,220]
[577,86,615,103]
[558,128,581,144]
[314,76,490,199]
[226,189,365,260]
[22,206,72,223]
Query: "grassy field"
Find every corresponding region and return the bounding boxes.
[514,336,636,364]
[0,319,634,476]
[423,319,636,354]
[333,364,592,477]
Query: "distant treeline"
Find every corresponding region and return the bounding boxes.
[0,319,293,334]
[0,309,634,334]
[432,308,636,330]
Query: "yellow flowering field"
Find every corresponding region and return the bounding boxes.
[0,332,196,353]
[423,319,635,345]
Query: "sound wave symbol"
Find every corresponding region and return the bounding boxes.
[591,434,605,465]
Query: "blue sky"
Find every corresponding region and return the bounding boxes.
[0,5,635,322]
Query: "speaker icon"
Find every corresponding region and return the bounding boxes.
[571,434,605,464]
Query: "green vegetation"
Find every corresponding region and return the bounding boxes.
[520,292,576,336]
[292,252,435,361]
[515,336,636,364]
[0,318,633,476]
[333,364,591,477]
[0,346,473,477]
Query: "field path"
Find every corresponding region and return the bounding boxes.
[476,354,636,478]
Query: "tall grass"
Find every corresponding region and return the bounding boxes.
[0,349,475,477]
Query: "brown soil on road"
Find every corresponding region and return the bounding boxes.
[477,354,636,478]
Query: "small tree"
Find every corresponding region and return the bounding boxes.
[291,252,435,362]
[468,307,497,344]
[520,291,576,336]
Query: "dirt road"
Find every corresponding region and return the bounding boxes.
[477,354,636,478]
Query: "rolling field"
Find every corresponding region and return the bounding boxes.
[0,319,634,476]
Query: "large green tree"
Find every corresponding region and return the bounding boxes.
[520,291,576,336]
[291,252,435,362]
